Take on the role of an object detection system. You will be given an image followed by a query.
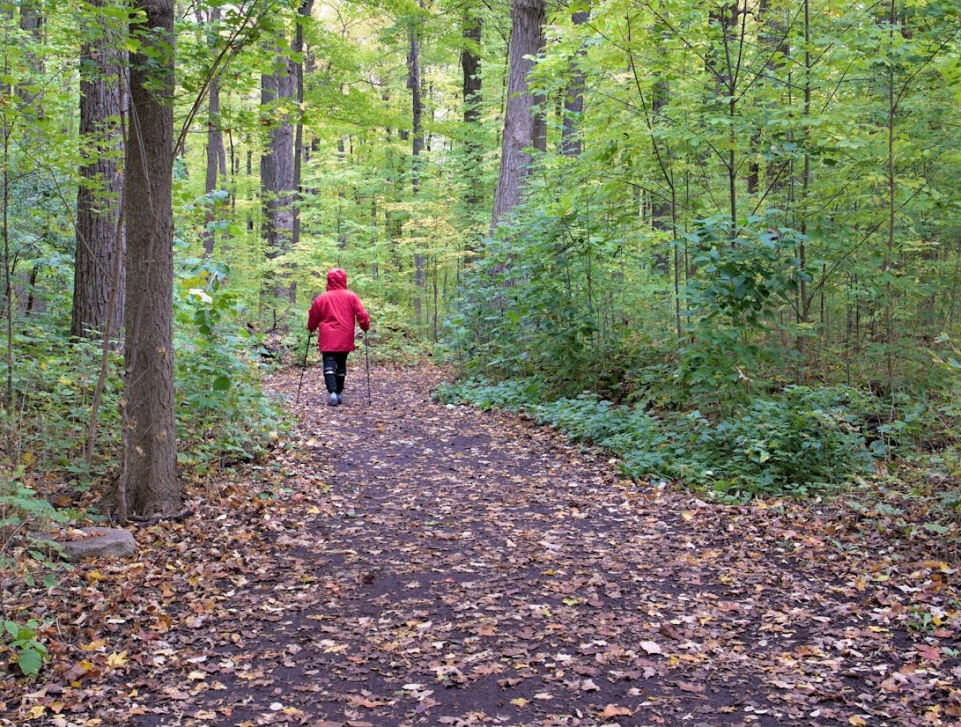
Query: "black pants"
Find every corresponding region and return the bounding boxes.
[322,352,349,394]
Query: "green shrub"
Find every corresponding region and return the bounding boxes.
[701,386,874,497]
[0,470,66,678]
[0,327,123,483]
[3,619,48,677]
[175,259,286,472]
[442,377,874,500]
[434,377,546,411]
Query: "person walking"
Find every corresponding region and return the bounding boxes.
[307,268,371,406]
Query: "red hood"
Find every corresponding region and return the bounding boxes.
[326,268,347,291]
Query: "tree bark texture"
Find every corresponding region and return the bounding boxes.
[72,0,125,339]
[461,15,482,208]
[408,5,425,317]
[491,0,546,231]
[202,73,225,258]
[561,7,589,157]
[408,19,424,194]
[261,42,296,300]
[16,0,43,105]
[123,0,179,517]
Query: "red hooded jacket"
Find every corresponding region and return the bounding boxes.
[307,269,370,352]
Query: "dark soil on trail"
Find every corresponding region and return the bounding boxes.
[3,364,960,727]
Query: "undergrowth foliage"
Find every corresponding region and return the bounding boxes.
[446,202,665,402]
[436,379,874,500]
[0,469,66,677]
[0,258,284,489]
[0,329,124,484]
[442,206,961,500]
[0,258,284,674]
[174,258,286,474]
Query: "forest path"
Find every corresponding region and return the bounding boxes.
[214,362,953,727]
[3,364,957,727]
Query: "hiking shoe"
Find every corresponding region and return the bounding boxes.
[327,392,340,406]
[336,393,344,406]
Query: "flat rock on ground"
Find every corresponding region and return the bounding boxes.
[1,363,959,727]
[54,528,137,562]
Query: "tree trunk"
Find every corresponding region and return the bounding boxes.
[122,0,179,518]
[461,14,483,208]
[798,0,812,332]
[561,7,588,157]
[72,0,125,339]
[408,15,424,195]
[490,0,546,231]
[707,2,740,232]
[884,0,899,396]
[16,0,43,105]
[408,4,426,319]
[291,0,314,271]
[202,6,225,258]
[261,35,296,309]
[751,0,789,202]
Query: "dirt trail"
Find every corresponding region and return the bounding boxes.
[3,364,957,727]
[195,364,954,727]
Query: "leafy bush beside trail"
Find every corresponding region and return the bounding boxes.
[436,378,875,501]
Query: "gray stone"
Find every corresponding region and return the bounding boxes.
[56,528,137,562]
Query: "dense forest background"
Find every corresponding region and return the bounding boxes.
[2,0,961,533]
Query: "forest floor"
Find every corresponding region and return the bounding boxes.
[3,363,961,727]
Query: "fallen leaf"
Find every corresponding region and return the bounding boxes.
[916,644,940,661]
[639,640,662,654]
[600,704,633,719]
[658,623,682,640]
[346,696,384,709]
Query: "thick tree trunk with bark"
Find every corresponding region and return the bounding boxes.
[72,0,125,339]
[491,0,546,231]
[122,0,179,518]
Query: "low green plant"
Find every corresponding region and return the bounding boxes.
[443,377,875,499]
[434,377,546,411]
[362,301,434,364]
[1,472,67,556]
[702,387,873,498]
[3,619,48,676]
[0,472,63,678]
[0,326,123,483]
[175,258,286,473]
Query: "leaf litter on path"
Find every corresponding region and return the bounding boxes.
[2,363,960,726]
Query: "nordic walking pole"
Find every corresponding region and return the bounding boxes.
[295,332,312,404]
[364,331,372,405]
